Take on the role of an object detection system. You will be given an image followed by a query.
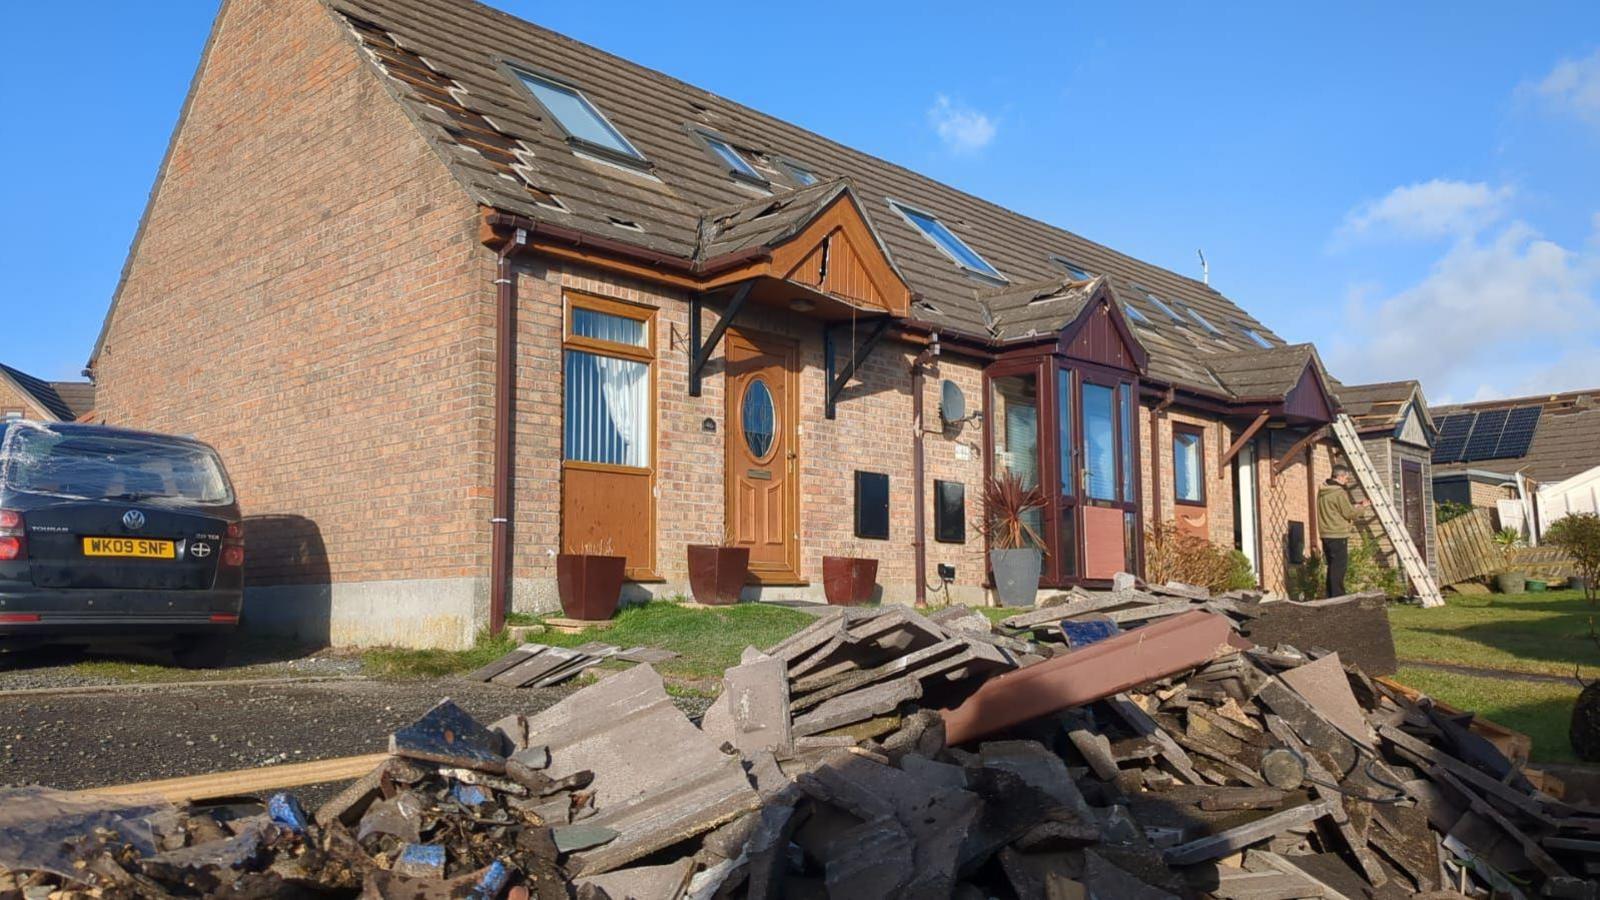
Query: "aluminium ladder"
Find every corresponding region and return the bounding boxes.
[1330,414,1445,607]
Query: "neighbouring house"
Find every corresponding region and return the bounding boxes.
[1431,390,1600,514]
[1335,380,1439,584]
[0,363,95,424]
[90,0,1391,648]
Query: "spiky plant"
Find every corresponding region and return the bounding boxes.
[977,470,1048,552]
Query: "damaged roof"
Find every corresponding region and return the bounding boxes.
[1337,380,1432,434]
[319,0,1297,395]
[1201,344,1330,403]
[0,364,94,422]
[1433,389,1600,483]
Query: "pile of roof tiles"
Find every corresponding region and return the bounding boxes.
[4,584,1597,899]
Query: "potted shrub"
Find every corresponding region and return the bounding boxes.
[979,471,1048,608]
[1547,513,1600,606]
[823,556,879,606]
[687,527,749,606]
[1493,570,1528,595]
[556,538,626,621]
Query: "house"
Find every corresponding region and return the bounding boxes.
[1431,390,1600,512]
[89,0,1375,648]
[0,363,95,423]
[1335,380,1439,583]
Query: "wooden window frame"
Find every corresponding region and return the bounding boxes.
[1172,423,1207,507]
[561,291,659,579]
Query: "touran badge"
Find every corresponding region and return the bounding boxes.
[122,510,146,531]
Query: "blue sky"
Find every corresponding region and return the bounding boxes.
[3,2,1597,404]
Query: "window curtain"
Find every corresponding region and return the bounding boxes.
[565,350,649,467]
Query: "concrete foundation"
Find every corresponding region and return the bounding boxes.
[245,576,488,650]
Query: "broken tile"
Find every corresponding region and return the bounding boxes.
[724,648,792,754]
[392,843,446,879]
[390,699,506,773]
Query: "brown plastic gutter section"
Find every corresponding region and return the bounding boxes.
[941,610,1246,745]
[910,340,941,607]
[489,227,528,635]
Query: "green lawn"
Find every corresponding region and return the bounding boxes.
[1389,589,1600,678]
[362,601,814,690]
[1392,665,1581,764]
[1385,588,1600,764]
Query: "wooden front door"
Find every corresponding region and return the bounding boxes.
[1402,460,1426,562]
[725,331,801,583]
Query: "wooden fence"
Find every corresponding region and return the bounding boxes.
[1506,546,1576,581]
[1436,508,1504,586]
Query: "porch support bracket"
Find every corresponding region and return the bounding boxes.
[824,315,892,419]
[1218,410,1272,476]
[1270,425,1328,479]
[688,281,753,397]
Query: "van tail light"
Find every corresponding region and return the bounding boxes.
[0,510,23,562]
[222,521,244,568]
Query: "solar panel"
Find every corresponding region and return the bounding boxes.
[1462,409,1510,461]
[1432,413,1475,463]
[1489,406,1543,459]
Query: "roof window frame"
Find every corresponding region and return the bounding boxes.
[1048,255,1092,281]
[1142,291,1186,324]
[887,198,1007,284]
[1120,300,1151,326]
[1178,302,1222,336]
[502,61,651,171]
[690,128,769,187]
[775,157,819,187]
[1238,325,1273,349]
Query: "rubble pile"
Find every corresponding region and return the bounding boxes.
[3,583,1597,898]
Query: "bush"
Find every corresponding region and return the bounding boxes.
[1145,522,1259,593]
[1436,501,1473,524]
[1546,513,1600,605]
[1287,537,1404,600]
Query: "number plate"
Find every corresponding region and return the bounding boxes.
[82,537,176,559]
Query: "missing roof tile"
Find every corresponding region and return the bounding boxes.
[608,217,645,232]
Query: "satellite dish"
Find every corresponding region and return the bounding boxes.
[940,380,966,425]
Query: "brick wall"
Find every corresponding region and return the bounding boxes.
[504,260,990,609]
[0,379,49,422]
[92,0,495,646]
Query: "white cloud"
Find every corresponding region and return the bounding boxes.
[1530,48,1600,127]
[927,95,997,154]
[1328,219,1600,401]
[1337,180,1513,242]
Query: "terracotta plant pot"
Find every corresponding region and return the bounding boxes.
[555,554,626,621]
[687,545,749,606]
[823,556,878,606]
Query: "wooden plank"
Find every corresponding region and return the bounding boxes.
[80,752,391,804]
[1164,800,1338,865]
[1436,508,1505,587]
[1108,693,1204,785]
[1263,715,1387,886]
[1375,676,1532,765]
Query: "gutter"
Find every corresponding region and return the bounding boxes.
[489,226,528,634]
[484,211,772,277]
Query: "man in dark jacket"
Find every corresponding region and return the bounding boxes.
[1317,463,1368,598]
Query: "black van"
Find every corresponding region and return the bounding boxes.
[0,421,243,667]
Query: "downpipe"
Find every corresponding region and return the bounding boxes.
[490,227,527,634]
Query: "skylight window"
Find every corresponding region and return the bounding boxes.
[514,69,645,163]
[1180,303,1222,335]
[698,131,765,183]
[1121,301,1150,325]
[779,160,818,186]
[1049,256,1091,280]
[889,200,1005,282]
[1145,293,1185,323]
[1239,326,1273,349]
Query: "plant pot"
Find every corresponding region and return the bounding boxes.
[1527,579,1548,593]
[555,554,626,621]
[991,548,1043,607]
[687,545,749,606]
[1494,572,1527,595]
[822,556,878,606]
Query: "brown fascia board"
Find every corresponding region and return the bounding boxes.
[483,210,769,277]
[940,610,1241,745]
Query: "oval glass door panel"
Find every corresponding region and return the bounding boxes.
[742,377,777,460]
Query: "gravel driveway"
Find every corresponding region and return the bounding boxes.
[0,677,581,806]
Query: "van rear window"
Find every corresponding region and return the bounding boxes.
[1,425,233,505]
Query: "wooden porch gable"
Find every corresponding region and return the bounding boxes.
[1060,289,1149,373]
[761,193,911,317]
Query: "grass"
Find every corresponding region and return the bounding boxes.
[1392,664,1581,764]
[1388,588,1600,678]
[361,601,815,689]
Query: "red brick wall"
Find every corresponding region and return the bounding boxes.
[504,260,991,609]
[0,379,49,422]
[92,0,494,601]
